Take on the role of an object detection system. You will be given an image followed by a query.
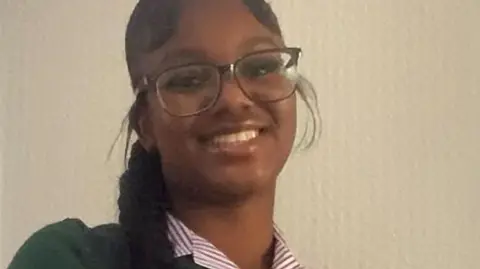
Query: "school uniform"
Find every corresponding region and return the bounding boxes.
[8,214,304,269]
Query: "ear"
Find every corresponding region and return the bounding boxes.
[136,106,156,152]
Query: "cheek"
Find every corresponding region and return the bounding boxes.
[273,96,297,141]
[146,97,193,158]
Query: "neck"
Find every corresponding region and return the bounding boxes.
[173,187,276,269]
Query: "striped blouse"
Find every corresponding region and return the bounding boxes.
[166,214,303,269]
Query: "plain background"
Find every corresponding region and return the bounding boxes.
[1,0,479,268]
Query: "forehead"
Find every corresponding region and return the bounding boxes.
[140,0,283,73]
[174,0,274,46]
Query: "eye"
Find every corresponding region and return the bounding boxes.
[239,58,283,79]
[161,66,214,93]
[167,75,204,89]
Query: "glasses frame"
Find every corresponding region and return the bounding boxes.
[134,47,302,117]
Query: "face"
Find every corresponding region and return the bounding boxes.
[137,0,297,205]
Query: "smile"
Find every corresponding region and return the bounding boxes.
[210,130,259,145]
[198,127,268,157]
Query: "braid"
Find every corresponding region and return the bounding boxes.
[118,141,175,269]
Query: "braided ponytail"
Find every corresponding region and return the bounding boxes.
[118,141,175,269]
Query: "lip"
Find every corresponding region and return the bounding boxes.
[197,122,270,157]
[197,121,269,142]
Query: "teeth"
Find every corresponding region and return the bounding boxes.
[211,130,259,145]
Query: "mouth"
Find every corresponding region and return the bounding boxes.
[198,127,268,156]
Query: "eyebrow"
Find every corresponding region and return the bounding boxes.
[151,36,282,72]
[161,49,210,65]
[238,36,282,52]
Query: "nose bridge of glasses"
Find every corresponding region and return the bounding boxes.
[217,63,235,81]
[214,62,255,106]
[217,63,248,95]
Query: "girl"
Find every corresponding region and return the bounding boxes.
[8,0,318,268]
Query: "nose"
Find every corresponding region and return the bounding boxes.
[210,73,255,116]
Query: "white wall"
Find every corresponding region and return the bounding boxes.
[2,1,479,269]
[1,4,9,264]
[1,34,6,269]
[1,0,136,266]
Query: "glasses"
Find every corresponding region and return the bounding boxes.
[135,47,302,117]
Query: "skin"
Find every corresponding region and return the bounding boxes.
[136,1,297,268]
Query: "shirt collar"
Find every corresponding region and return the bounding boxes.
[166,213,303,269]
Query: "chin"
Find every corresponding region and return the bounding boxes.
[207,166,276,196]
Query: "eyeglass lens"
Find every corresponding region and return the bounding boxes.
[155,50,298,116]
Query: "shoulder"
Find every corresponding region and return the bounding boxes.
[8,219,130,269]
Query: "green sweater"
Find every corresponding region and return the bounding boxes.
[8,219,204,269]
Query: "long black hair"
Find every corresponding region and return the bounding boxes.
[118,1,320,269]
